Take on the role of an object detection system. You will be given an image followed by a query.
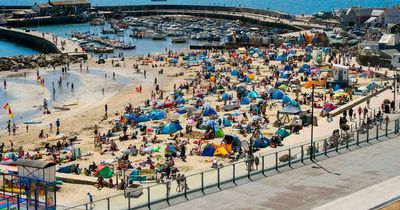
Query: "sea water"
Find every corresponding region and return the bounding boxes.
[0,39,39,57]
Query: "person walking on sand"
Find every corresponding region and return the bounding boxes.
[56,119,60,135]
[3,80,6,90]
[105,104,108,116]
[71,83,74,92]
[7,120,11,136]
[12,123,17,135]
[154,77,157,86]
[87,193,95,209]
[144,70,147,79]
[86,66,89,73]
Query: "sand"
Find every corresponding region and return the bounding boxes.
[0,48,397,206]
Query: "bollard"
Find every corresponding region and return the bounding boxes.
[376,124,379,140]
[107,198,110,210]
[386,122,388,137]
[275,152,278,170]
[217,167,221,189]
[233,163,236,184]
[147,187,151,209]
[288,149,291,167]
[324,139,327,156]
[201,172,205,195]
[357,130,359,146]
[261,156,265,176]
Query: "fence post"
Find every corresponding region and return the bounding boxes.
[261,155,265,176]
[356,130,359,146]
[85,203,89,210]
[233,163,236,184]
[324,139,327,156]
[300,145,304,163]
[386,122,388,137]
[35,190,38,210]
[201,172,205,195]
[107,197,110,210]
[376,124,379,140]
[346,136,349,149]
[367,127,370,143]
[128,196,131,209]
[184,179,188,200]
[217,167,221,189]
[147,186,151,209]
[313,142,316,159]
[288,149,291,167]
[275,152,278,170]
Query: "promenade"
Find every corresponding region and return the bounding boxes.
[0,26,84,55]
[164,135,400,210]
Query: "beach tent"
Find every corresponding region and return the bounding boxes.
[213,147,228,157]
[175,96,185,105]
[333,84,341,92]
[176,107,187,114]
[253,136,271,148]
[95,164,113,178]
[57,164,77,173]
[248,90,259,99]
[282,95,292,104]
[223,117,232,127]
[135,114,150,123]
[242,76,252,83]
[367,82,377,90]
[203,104,217,116]
[271,91,285,99]
[201,145,216,156]
[231,69,239,76]
[215,128,225,138]
[240,97,251,105]
[160,122,182,134]
[276,54,286,61]
[278,105,301,115]
[276,128,290,138]
[149,110,166,120]
[222,134,241,152]
[222,93,230,101]
[280,71,290,78]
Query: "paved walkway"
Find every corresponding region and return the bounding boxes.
[0,26,83,55]
[163,136,400,210]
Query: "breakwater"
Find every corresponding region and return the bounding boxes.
[0,27,60,53]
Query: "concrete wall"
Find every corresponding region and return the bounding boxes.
[120,10,300,30]
[96,4,293,19]
[0,27,60,54]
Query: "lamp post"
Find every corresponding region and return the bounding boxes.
[310,84,315,161]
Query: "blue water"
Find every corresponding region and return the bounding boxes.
[0,39,40,57]
[2,0,399,15]
[21,23,207,57]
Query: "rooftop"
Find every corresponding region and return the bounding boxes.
[49,0,90,6]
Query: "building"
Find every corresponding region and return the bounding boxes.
[32,0,90,16]
[341,7,384,26]
[32,3,53,16]
[384,6,400,25]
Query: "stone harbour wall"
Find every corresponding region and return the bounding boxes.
[0,54,79,71]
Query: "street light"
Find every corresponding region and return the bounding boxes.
[310,84,315,161]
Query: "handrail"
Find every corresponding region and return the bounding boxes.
[62,116,400,210]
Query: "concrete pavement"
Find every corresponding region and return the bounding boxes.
[163,136,400,210]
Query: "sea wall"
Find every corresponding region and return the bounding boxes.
[5,16,81,27]
[119,10,301,31]
[96,4,294,19]
[0,54,80,71]
[0,27,60,53]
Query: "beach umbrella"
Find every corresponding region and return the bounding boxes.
[240,97,251,105]
[95,164,113,178]
[282,95,292,104]
[222,93,230,101]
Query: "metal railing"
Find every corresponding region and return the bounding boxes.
[61,117,400,210]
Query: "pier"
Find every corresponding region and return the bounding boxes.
[0,26,87,58]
